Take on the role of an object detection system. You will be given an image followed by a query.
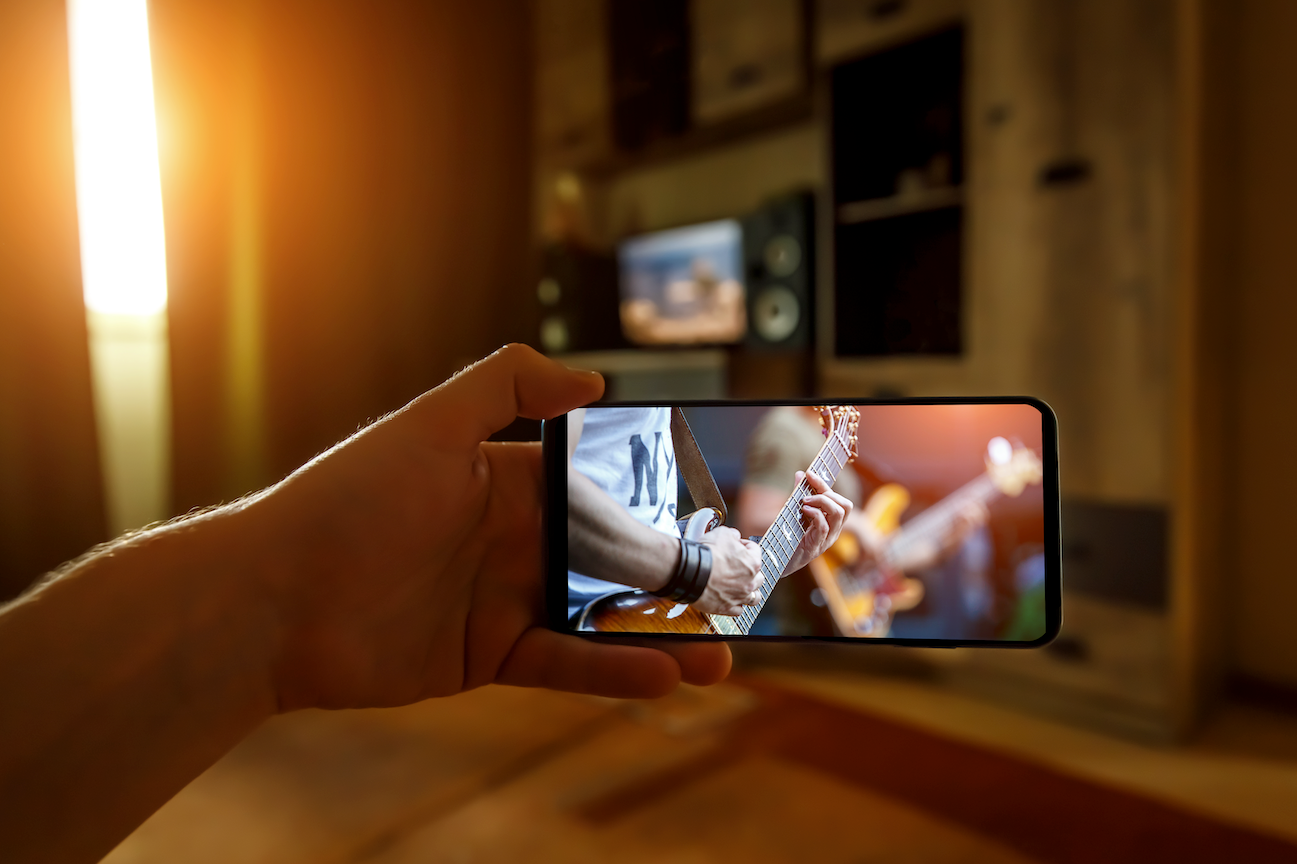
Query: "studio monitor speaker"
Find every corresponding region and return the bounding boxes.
[743,191,815,350]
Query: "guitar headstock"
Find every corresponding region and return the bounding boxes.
[816,405,860,463]
[985,436,1043,497]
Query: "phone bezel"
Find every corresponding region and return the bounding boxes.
[543,397,1061,647]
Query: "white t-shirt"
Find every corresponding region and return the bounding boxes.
[568,406,679,619]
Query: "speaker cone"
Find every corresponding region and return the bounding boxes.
[764,234,802,278]
[752,285,800,343]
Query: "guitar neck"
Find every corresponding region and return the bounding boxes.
[709,425,854,637]
[886,473,998,565]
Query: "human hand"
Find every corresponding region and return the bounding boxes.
[693,527,763,617]
[242,344,732,711]
[784,469,853,575]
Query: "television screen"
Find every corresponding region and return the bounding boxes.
[617,219,747,345]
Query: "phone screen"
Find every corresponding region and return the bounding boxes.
[544,400,1059,646]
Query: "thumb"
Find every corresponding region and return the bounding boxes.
[412,344,603,446]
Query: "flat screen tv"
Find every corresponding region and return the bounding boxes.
[617,219,746,346]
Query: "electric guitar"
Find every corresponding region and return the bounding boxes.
[575,405,861,635]
[808,438,1044,637]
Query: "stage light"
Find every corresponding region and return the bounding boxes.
[67,0,172,534]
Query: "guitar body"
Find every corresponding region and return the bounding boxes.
[809,483,919,637]
[576,507,723,634]
[577,590,717,634]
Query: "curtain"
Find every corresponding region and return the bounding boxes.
[152,0,536,511]
[0,0,535,598]
[0,0,107,600]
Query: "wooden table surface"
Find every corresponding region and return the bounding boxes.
[103,680,1037,864]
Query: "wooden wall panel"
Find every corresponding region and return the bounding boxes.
[153,0,535,509]
[1229,0,1297,688]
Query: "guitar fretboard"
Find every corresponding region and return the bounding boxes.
[709,422,853,637]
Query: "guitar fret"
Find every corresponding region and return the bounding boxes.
[774,517,800,559]
[729,407,860,636]
[765,533,791,572]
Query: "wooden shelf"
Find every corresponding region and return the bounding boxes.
[553,348,727,374]
[836,186,963,224]
[575,94,815,180]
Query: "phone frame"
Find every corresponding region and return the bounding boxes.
[543,397,1061,647]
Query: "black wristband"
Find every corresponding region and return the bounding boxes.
[652,538,712,604]
[677,541,712,605]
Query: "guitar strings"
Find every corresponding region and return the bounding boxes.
[735,427,853,634]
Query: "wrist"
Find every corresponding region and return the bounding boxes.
[639,530,682,593]
[143,504,281,722]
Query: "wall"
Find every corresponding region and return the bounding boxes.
[0,0,536,595]
[0,0,107,599]
[1228,0,1297,688]
[153,0,536,509]
[591,123,824,242]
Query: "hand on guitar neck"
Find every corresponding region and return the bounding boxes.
[736,469,854,577]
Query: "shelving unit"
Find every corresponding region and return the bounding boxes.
[837,186,963,225]
[555,349,727,400]
[830,26,965,358]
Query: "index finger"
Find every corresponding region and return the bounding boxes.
[804,469,832,493]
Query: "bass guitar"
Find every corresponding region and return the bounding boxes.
[575,405,860,635]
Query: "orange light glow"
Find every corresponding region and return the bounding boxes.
[67,0,168,315]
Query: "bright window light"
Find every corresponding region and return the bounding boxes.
[67,0,168,316]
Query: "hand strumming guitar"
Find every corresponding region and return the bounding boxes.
[566,457,764,616]
[692,527,763,617]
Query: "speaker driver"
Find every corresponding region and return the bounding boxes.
[764,234,802,278]
[752,285,801,343]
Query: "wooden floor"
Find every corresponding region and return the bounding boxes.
[103,671,1297,864]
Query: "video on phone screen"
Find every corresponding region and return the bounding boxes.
[566,404,1047,640]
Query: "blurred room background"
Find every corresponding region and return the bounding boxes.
[3,0,1297,860]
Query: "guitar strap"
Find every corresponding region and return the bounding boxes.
[670,407,728,524]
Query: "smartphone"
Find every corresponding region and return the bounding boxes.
[544,399,1060,646]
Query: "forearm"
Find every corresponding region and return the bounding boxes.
[567,468,677,591]
[0,506,277,864]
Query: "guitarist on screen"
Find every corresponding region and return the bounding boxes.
[738,406,1026,639]
[566,406,852,625]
